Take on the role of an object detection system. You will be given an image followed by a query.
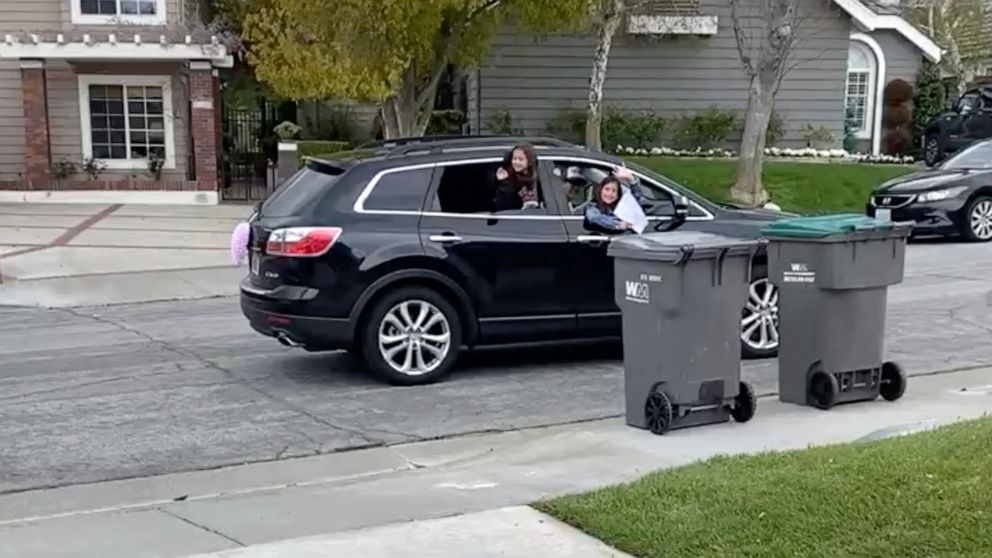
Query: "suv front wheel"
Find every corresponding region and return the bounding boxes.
[360,286,463,385]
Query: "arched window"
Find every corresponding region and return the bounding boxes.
[846,41,876,138]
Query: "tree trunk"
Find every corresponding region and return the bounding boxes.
[730,75,774,207]
[379,63,446,139]
[585,0,624,151]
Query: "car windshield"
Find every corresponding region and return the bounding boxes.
[941,141,992,170]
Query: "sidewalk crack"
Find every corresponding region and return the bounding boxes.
[157,507,246,548]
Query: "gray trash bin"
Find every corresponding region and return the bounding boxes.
[762,214,913,410]
[608,231,760,435]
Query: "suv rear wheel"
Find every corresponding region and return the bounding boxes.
[360,286,463,385]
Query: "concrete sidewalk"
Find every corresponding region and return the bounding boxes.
[0,204,250,307]
[2,366,990,558]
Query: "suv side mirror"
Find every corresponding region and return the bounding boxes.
[654,195,690,232]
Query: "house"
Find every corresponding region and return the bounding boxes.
[465,0,942,155]
[0,0,230,204]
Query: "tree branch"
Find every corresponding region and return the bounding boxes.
[731,0,755,77]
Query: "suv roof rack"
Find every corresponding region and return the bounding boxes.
[356,135,577,157]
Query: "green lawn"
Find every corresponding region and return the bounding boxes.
[536,417,992,558]
[629,158,915,215]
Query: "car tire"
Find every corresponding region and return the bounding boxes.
[360,286,463,386]
[962,195,992,242]
[923,134,944,167]
[741,265,779,360]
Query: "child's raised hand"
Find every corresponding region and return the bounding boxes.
[496,168,509,181]
[613,166,634,182]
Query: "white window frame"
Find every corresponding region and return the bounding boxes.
[70,0,167,25]
[845,41,877,140]
[77,74,177,171]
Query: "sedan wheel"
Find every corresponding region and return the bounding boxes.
[966,197,992,242]
[741,277,779,358]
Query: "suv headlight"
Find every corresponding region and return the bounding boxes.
[918,187,967,202]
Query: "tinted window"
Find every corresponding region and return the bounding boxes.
[261,167,341,217]
[943,141,992,170]
[365,168,433,211]
[958,93,979,112]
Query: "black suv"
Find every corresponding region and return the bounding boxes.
[923,86,992,167]
[241,136,787,385]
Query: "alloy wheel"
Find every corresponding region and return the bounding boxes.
[377,300,452,377]
[925,138,940,166]
[969,199,992,241]
[742,278,780,353]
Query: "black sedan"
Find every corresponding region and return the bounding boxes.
[868,139,992,241]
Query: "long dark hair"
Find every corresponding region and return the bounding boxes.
[593,176,623,212]
[501,143,537,189]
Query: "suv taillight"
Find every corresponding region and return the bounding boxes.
[265,227,342,257]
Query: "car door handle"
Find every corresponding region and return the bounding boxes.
[577,235,611,244]
[429,234,463,243]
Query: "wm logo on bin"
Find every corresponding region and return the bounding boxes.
[625,281,650,304]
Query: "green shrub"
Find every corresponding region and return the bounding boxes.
[486,109,524,135]
[765,111,785,147]
[544,107,667,150]
[298,140,352,162]
[306,103,360,143]
[674,107,737,149]
[799,124,836,149]
[545,108,586,143]
[913,61,945,141]
[603,110,666,151]
[426,110,466,135]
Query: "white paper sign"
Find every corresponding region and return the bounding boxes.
[613,188,648,234]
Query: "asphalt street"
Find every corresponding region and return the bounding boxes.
[2,241,991,494]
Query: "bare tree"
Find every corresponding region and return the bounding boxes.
[585,0,628,151]
[908,0,988,97]
[728,0,812,207]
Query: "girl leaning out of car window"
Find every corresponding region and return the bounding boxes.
[585,167,644,232]
[494,143,541,211]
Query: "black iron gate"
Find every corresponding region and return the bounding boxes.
[220,100,294,202]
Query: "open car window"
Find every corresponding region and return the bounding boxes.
[549,160,707,218]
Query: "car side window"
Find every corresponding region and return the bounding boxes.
[549,160,705,218]
[430,161,547,215]
[364,168,434,212]
[958,92,979,114]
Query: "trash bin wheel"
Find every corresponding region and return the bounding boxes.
[880,361,907,401]
[645,391,674,435]
[809,370,839,410]
[730,381,757,423]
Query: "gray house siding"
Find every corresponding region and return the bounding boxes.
[871,30,923,86]
[476,0,854,148]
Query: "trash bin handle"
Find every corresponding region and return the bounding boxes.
[712,246,729,286]
[674,244,694,266]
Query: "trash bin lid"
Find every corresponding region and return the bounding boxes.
[761,214,912,239]
[607,231,759,264]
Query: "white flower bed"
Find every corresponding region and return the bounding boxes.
[614,145,916,165]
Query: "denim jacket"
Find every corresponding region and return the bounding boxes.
[584,178,645,231]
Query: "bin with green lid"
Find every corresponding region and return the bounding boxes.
[609,231,761,434]
[762,214,913,410]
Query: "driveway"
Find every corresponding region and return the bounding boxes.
[1,241,991,494]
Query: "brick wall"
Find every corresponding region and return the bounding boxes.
[21,63,51,189]
[188,65,218,191]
